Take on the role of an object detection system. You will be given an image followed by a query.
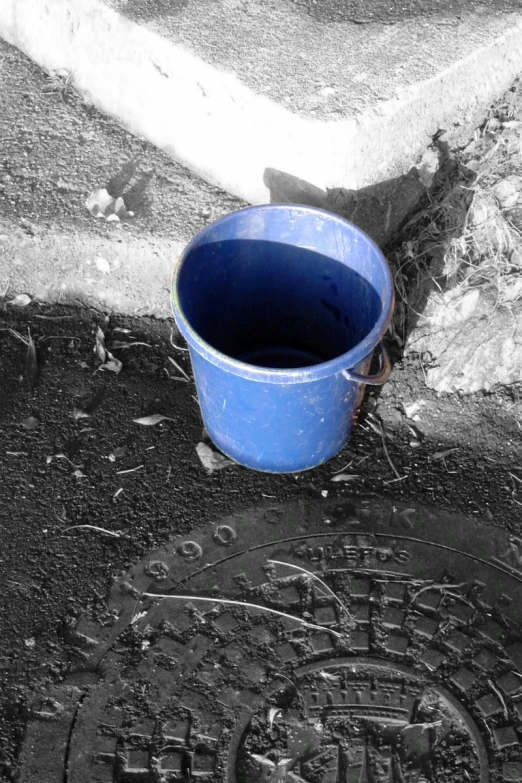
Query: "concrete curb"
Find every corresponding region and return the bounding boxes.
[0,218,183,318]
[2,1,522,204]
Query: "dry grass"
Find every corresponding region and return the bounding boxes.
[389,80,522,343]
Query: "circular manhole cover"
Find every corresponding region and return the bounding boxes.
[19,499,522,782]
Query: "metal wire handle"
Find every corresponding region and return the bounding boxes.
[341,341,392,385]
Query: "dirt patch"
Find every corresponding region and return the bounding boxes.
[0,302,521,780]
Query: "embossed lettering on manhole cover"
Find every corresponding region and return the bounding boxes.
[19,499,522,782]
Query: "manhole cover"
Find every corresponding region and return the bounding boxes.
[19,499,522,782]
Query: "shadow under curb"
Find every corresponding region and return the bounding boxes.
[263,166,427,252]
[262,145,473,412]
[264,141,472,353]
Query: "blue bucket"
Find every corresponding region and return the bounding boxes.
[171,204,394,473]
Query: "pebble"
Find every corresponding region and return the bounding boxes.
[95,256,111,274]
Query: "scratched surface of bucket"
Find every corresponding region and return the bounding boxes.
[171,204,394,472]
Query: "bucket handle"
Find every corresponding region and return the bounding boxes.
[342,341,391,386]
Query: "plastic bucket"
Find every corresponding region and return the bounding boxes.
[171,204,394,473]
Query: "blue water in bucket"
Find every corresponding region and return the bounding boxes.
[172,204,394,473]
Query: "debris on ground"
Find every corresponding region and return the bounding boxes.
[20,416,40,430]
[330,473,359,483]
[85,187,134,222]
[94,322,123,374]
[42,68,79,102]
[0,301,521,783]
[25,329,38,390]
[133,414,176,426]
[389,77,522,393]
[6,294,32,307]
[196,441,235,473]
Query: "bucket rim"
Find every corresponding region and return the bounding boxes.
[171,204,394,384]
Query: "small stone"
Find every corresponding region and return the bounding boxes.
[494,176,521,210]
[95,256,111,274]
[0,234,8,242]
[403,401,425,418]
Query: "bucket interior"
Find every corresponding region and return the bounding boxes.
[177,239,384,369]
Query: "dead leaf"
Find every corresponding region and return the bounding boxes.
[94,326,107,363]
[69,408,90,421]
[111,446,127,458]
[331,473,359,483]
[268,707,282,729]
[47,452,75,466]
[133,414,176,426]
[72,469,86,479]
[318,670,340,682]
[428,447,459,463]
[111,341,151,350]
[21,416,40,430]
[94,323,122,373]
[167,356,191,381]
[7,293,32,307]
[196,442,235,474]
[99,351,122,374]
[250,754,276,768]
[26,330,38,390]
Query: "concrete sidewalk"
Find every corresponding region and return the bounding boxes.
[2,0,522,206]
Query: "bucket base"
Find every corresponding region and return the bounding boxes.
[238,345,324,369]
[209,434,347,474]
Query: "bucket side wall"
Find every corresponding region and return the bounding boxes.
[191,348,370,472]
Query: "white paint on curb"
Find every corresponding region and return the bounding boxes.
[1,0,522,204]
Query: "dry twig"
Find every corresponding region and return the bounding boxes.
[63,524,122,538]
[268,559,349,616]
[139,593,343,637]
